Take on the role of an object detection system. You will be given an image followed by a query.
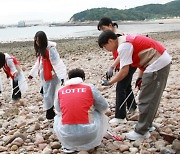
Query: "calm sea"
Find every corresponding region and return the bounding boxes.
[0,23,180,42]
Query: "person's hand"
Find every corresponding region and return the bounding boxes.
[135,77,142,90]
[13,72,18,77]
[115,66,119,72]
[102,80,110,86]
[106,66,114,80]
[61,79,64,86]
[28,75,33,80]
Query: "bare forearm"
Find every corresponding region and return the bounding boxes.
[138,69,143,78]
[111,56,120,68]
[109,65,129,85]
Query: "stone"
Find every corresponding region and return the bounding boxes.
[0,146,7,152]
[172,139,180,152]
[119,144,129,152]
[50,142,61,149]
[11,144,18,151]
[160,147,175,154]
[42,146,52,154]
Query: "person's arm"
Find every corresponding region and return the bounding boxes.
[49,47,67,81]
[102,42,134,86]
[111,56,120,68]
[7,59,18,77]
[29,58,39,79]
[90,84,108,112]
[109,65,129,85]
[106,56,120,80]
[54,89,61,113]
[137,69,143,78]
[135,69,143,90]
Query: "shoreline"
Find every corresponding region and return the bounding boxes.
[2,18,180,28]
[45,18,180,26]
[1,20,180,43]
[0,30,180,45]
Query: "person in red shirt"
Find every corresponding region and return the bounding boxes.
[28,31,67,120]
[0,52,27,101]
[53,68,108,153]
[97,17,137,125]
[98,30,171,140]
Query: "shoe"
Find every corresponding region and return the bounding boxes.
[109,118,127,126]
[125,130,150,141]
[46,106,55,120]
[133,124,156,132]
[62,147,75,153]
[149,126,156,132]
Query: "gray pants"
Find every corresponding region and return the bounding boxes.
[43,76,60,110]
[135,63,171,135]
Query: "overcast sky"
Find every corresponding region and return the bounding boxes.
[0,0,174,25]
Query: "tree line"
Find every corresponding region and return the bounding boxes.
[70,0,180,21]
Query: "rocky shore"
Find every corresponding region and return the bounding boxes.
[0,31,180,154]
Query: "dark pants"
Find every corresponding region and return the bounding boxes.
[12,80,21,101]
[115,66,137,119]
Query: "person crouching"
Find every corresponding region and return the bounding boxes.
[53,68,109,153]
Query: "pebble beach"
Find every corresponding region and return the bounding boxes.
[0,31,180,154]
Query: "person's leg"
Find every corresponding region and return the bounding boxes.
[44,76,59,120]
[115,82,126,119]
[115,66,137,119]
[135,63,170,135]
[12,79,21,101]
[126,67,137,110]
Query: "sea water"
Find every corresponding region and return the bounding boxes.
[0,23,180,42]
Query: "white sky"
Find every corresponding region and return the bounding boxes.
[0,0,174,25]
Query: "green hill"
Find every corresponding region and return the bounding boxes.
[70,0,180,21]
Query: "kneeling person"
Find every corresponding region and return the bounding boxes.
[53,68,109,153]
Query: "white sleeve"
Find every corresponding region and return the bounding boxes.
[90,84,109,113]
[118,42,133,69]
[54,89,61,113]
[29,58,39,78]
[6,59,18,75]
[49,47,67,80]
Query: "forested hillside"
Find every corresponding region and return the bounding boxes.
[70,0,180,21]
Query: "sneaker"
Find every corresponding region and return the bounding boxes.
[62,147,75,153]
[133,124,156,132]
[149,126,156,132]
[125,130,150,141]
[109,118,127,126]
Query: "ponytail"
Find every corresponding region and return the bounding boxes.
[113,23,118,28]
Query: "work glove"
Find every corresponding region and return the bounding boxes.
[0,91,1,94]
[135,77,142,90]
[102,80,110,86]
[28,75,33,80]
[115,66,120,72]
[106,66,114,80]
[61,79,64,86]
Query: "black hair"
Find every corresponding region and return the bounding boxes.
[0,52,5,69]
[97,17,118,31]
[68,68,85,80]
[34,31,48,58]
[98,30,118,48]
